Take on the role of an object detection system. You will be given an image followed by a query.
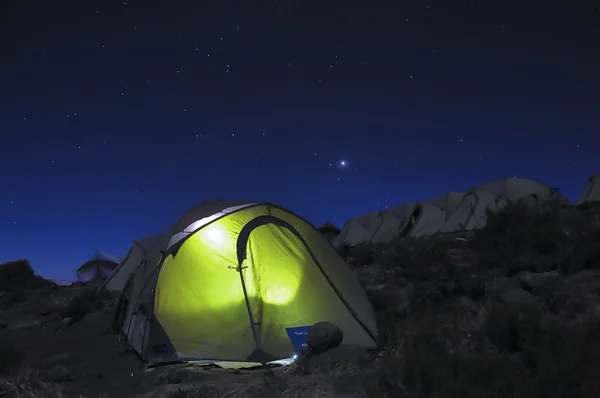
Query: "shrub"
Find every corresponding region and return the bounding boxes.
[369,304,600,398]
[469,201,600,275]
[372,311,525,398]
[0,340,22,375]
[60,288,112,321]
[347,244,377,266]
[484,304,600,397]
[471,203,564,264]
[0,260,53,293]
[0,372,63,398]
[368,238,452,272]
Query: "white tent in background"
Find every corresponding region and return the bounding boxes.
[317,221,342,245]
[577,175,600,204]
[334,177,570,243]
[333,213,371,248]
[334,211,391,247]
[405,192,465,238]
[474,177,569,206]
[426,192,464,213]
[369,202,419,241]
[103,234,163,291]
[438,177,567,234]
[439,189,508,233]
[333,205,416,247]
[369,210,407,243]
[76,251,122,282]
[386,202,418,221]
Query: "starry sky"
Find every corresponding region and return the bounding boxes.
[1,0,598,282]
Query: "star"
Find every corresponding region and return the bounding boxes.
[4,0,596,292]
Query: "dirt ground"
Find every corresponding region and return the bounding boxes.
[0,285,376,398]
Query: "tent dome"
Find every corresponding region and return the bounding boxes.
[109,201,377,368]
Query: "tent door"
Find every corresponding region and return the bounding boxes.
[234,215,316,363]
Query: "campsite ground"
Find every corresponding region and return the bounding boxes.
[2,201,600,397]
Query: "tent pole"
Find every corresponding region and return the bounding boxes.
[235,264,262,354]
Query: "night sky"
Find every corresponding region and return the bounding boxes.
[1,1,598,282]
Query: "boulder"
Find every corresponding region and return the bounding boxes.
[307,322,343,354]
[45,365,72,382]
[366,283,410,316]
[564,271,600,286]
[456,296,478,313]
[80,310,108,328]
[499,288,537,307]
[395,276,408,287]
[42,352,73,365]
[309,344,369,372]
[520,271,562,293]
[9,319,42,330]
[485,276,513,294]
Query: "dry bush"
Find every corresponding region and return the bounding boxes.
[470,202,600,276]
[370,303,600,398]
[0,367,64,398]
[0,260,54,293]
[24,295,71,316]
[0,340,22,376]
[375,238,452,271]
[59,287,112,321]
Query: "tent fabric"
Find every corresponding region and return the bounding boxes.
[403,193,465,238]
[434,178,568,235]
[317,221,341,234]
[76,259,119,282]
[88,251,122,265]
[369,211,406,243]
[118,201,377,368]
[405,202,448,238]
[439,190,508,233]
[317,221,342,245]
[332,210,401,247]
[333,178,570,241]
[104,235,162,291]
[473,177,570,206]
[333,203,416,248]
[332,213,375,248]
[386,202,418,221]
[577,175,600,204]
[424,192,464,215]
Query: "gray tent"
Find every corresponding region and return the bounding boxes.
[474,177,569,206]
[439,177,568,233]
[439,189,508,233]
[403,192,464,238]
[333,203,417,248]
[317,221,342,245]
[578,175,600,204]
[103,235,163,292]
[76,251,121,282]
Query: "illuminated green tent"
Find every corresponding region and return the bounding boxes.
[116,200,377,368]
